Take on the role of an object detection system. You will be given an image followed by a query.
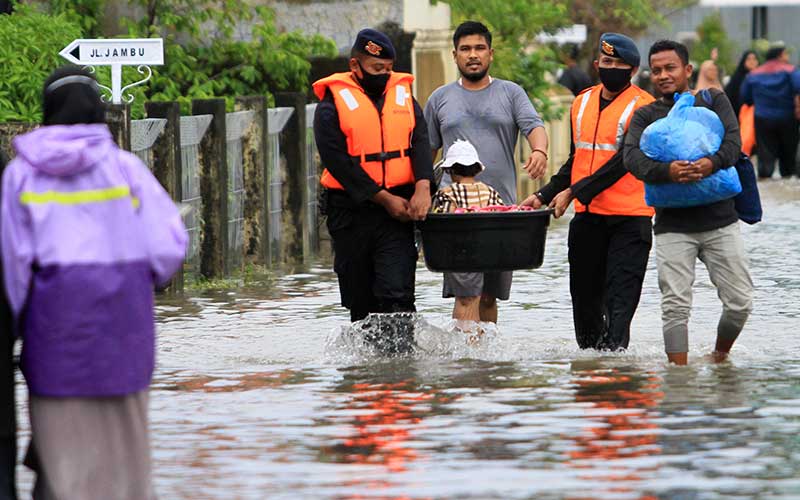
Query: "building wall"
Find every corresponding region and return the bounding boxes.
[262,0,455,102]
[634,5,800,68]
[262,0,404,53]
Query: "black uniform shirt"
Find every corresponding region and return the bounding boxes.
[314,85,434,208]
[537,89,634,210]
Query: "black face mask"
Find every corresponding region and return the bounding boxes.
[598,67,633,93]
[357,62,390,96]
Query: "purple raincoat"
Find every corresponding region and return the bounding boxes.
[1,124,187,397]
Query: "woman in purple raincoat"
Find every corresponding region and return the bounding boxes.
[0,66,187,499]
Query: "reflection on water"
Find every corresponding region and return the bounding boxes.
[567,364,662,484]
[13,181,800,499]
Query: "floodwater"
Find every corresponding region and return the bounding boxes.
[16,181,800,499]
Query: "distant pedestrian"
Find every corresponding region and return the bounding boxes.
[696,60,723,92]
[742,43,800,178]
[726,50,760,156]
[725,50,759,116]
[558,44,593,97]
[1,66,187,499]
[425,20,548,324]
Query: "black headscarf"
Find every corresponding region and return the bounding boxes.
[42,66,106,126]
[724,50,758,117]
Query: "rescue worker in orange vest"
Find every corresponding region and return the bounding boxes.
[313,29,433,343]
[522,33,655,350]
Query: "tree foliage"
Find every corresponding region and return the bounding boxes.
[442,0,570,119]
[0,0,337,122]
[569,0,696,68]
[693,12,735,74]
[118,1,337,117]
[0,4,82,122]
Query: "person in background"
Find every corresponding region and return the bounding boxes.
[725,50,760,116]
[1,66,187,499]
[522,33,655,351]
[742,43,800,178]
[726,50,760,157]
[624,40,752,366]
[696,59,723,92]
[0,150,15,500]
[431,140,503,336]
[312,29,433,353]
[558,43,594,97]
[425,20,548,324]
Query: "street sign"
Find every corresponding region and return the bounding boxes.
[59,38,164,66]
[58,38,164,104]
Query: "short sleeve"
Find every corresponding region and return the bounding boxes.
[423,92,443,151]
[509,83,545,137]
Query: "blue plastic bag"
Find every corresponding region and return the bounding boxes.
[641,92,724,161]
[640,92,741,208]
[645,166,741,208]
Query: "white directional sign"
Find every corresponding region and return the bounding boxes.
[59,38,164,66]
[58,38,164,104]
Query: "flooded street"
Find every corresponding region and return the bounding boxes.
[17,181,800,499]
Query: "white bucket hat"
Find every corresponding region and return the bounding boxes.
[440,139,485,172]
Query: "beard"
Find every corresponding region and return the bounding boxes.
[459,65,489,82]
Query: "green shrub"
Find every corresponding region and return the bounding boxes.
[0,5,82,122]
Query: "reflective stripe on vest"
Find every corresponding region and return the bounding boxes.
[20,186,140,209]
[312,72,416,191]
[575,92,641,153]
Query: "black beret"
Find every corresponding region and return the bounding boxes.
[352,28,395,61]
[599,32,640,68]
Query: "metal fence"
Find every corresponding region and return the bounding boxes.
[267,107,294,263]
[224,110,255,271]
[131,118,167,169]
[179,114,213,273]
[305,103,320,254]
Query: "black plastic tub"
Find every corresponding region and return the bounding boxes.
[417,209,553,272]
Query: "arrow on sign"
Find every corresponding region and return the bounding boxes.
[59,38,164,66]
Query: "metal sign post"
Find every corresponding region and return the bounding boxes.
[59,38,164,104]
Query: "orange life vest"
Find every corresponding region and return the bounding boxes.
[570,84,655,216]
[312,72,416,190]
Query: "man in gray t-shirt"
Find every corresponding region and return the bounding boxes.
[425,77,545,204]
[424,20,549,323]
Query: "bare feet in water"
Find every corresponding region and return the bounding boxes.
[711,350,729,363]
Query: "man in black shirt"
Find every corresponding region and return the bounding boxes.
[522,33,654,351]
[624,40,753,365]
[313,29,433,351]
[558,44,593,97]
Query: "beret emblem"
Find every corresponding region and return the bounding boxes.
[601,40,615,56]
[365,41,382,56]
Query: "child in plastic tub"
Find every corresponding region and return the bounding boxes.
[431,140,503,339]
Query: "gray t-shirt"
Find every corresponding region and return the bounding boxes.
[424,78,545,203]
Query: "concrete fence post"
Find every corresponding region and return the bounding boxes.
[192,99,228,279]
[107,104,131,151]
[146,101,184,292]
[235,96,269,267]
[275,92,307,266]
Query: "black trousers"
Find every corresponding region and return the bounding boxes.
[327,203,417,322]
[755,116,799,178]
[568,213,652,350]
